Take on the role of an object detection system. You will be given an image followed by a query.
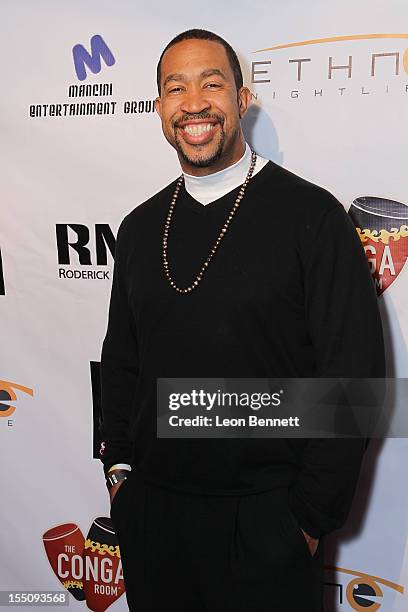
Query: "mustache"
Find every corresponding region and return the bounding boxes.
[173,112,224,128]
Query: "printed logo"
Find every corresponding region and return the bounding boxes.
[72,35,115,81]
[29,35,155,120]
[0,379,34,418]
[349,196,408,295]
[56,224,115,281]
[43,518,124,610]
[251,33,408,101]
[324,565,404,610]
[0,247,5,295]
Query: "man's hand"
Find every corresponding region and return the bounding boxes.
[109,479,126,504]
[300,528,320,557]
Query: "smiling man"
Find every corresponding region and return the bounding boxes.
[99,29,385,612]
[156,42,248,173]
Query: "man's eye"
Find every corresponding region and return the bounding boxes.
[169,87,183,93]
[205,83,221,89]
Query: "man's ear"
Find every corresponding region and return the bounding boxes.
[237,86,252,119]
[155,96,162,118]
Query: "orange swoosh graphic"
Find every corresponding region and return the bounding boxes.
[254,33,408,53]
[0,380,34,396]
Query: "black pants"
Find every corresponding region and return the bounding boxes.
[110,470,325,611]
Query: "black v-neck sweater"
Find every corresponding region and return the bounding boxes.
[100,160,385,537]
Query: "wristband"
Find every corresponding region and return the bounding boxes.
[108,463,132,473]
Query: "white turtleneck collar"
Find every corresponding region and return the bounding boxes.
[182,142,269,205]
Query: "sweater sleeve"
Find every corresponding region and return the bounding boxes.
[99,216,139,476]
[288,200,386,538]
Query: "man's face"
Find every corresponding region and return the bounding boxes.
[155,38,250,174]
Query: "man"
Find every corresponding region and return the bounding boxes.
[100,29,385,611]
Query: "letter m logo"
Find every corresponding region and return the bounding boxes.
[72,34,115,81]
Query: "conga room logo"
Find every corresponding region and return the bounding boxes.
[43,519,125,611]
[349,196,408,295]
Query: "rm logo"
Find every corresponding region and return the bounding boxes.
[56,224,115,265]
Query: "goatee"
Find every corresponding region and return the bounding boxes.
[174,131,226,168]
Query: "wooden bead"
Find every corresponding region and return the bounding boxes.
[162,151,257,293]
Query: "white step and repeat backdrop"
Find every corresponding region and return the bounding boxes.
[1,1,408,610]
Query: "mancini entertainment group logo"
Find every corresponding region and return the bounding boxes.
[72,34,115,82]
[251,33,408,101]
[29,34,155,119]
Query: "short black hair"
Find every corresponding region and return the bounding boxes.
[156,28,243,95]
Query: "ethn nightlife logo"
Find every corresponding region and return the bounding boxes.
[0,379,34,418]
[72,35,115,81]
[251,33,408,99]
[324,564,404,610]
[43,518,124,611]
[0,248,5,295]
[349,196,408,295]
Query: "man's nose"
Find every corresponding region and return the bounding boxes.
[180,86,210,114]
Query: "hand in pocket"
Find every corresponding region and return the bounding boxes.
[300,527,319,557]
[110,478,127,505]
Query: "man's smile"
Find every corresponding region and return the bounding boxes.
[175,119,221,145]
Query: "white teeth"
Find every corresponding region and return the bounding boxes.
[183,123,214,136]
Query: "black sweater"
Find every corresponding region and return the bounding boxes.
[100,160,385,538]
